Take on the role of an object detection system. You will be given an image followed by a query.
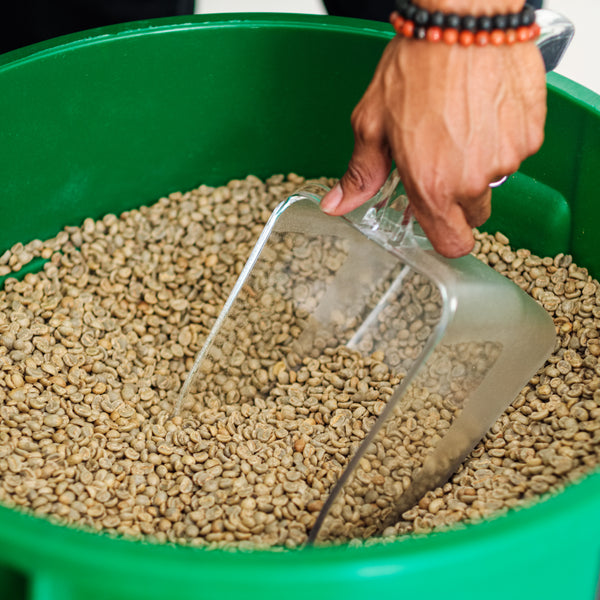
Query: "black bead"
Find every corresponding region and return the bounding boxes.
[477,15,492,31]
[521,4,535,26]
[430,10,445,28]
[445,12,461,29]
[461,15,477,32]
[395,0,409,13]
[414,8,429,26]
[396,0,410,18]
[404,3,417,20]
[414,26,427,39]
[507,12,520,29]
[493,14,508,30]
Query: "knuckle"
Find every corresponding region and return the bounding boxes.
[350,106,383,145]
[423,178,483,205]
[467,202,491,228]
[344,162,370,193]
[437,229,475,258]
[414,175,447,206]
[528,125,545,154]
[349,104,366,133]
[463,178,490,201]
[428,226,474,258]
[496,156,521,180]
[451,235,475,257]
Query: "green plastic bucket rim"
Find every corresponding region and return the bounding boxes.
[0,471,598,581]
[0,10,599,112]
[0,12,598,582]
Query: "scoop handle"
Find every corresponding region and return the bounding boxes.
[535,9,575,72]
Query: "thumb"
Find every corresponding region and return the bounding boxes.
[321,130,391,217]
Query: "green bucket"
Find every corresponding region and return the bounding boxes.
[0,14,599,600]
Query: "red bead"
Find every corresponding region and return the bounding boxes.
[530,22,541,40]
[516,26,530,42]
[402,20,414,38]
[475,31,489,46]
[426,26,442,42]
[505,29,517,44]
[442,28,459,45]
[390,11,404,33]
[458,30,474,47]
[490,29,505,45]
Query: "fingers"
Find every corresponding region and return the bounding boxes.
[412,200,476,258]
[458,186,492,229]
[407,184,491,258]
[321,107,391,216]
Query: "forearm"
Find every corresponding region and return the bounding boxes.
[415,0,526,16]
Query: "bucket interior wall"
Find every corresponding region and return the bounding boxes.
[0,14,599,600]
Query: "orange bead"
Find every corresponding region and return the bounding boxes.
[458,30,474,46]
[516,26,530,42]
[475,31,489,46]
[442,28,459,45]
[530,22,541,40]
[426,26,442,42]
[490,29,505,46]
[402,20,414,38]
[505,29,517,45]
[390,11,404,32]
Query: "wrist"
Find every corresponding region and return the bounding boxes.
[415,0,525,16]
[391,0,538,45]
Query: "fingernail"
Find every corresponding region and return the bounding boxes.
[320,183,343,214]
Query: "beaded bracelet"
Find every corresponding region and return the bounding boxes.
[390,0,541,46]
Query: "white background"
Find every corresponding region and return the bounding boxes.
[196,0,600,95]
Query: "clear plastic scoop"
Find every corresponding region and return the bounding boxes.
[176,9,572,545]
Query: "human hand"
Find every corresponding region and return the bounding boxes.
[320,35,547,257]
